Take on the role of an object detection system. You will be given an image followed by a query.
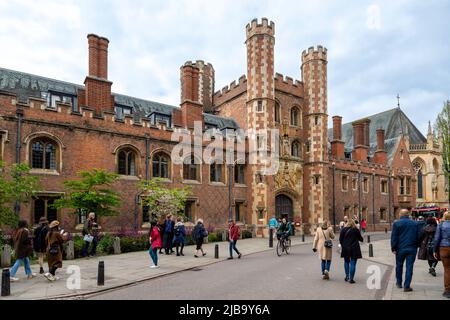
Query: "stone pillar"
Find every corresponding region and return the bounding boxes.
[65,241,75,260]
[113,237,121,254]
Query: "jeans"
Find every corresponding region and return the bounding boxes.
[395,249,417,289]
[321,260,331,274]
[10,258,32,277]
[344,257,357,280]
[149,248,158,266]
[82,236,98,257]
[229,240,241,257]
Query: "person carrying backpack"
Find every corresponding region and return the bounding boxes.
[173,217,186,256]
[193,219,207,258]
[227,219,242,260]
[418,217,438,277]
[33,216,49,274]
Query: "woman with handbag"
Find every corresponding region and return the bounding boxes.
[44,220,67,281]
[10,220,36,282]
[312,219,335,280]
[339,219,363,284]
[433,211,450,298]
[418,217,438,276]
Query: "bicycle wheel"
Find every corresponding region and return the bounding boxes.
[276,240,283,256]
[285,239,291,255]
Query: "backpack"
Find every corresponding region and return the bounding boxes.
[175,225,181,237]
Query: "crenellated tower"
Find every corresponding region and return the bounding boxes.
[301,46,329,229]
[245,18,276,226]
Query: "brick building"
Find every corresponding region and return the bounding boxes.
[0,18,446,234]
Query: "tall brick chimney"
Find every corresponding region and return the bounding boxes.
[84,34,113,116]
[352,119,369,162]
[180,62,204,129]
[373,128,387,164]
[331,116,345,159]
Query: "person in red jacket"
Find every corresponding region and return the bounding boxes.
[228,219,242,260]
[149,220,162,269]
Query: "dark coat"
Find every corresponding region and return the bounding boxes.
[173,223,186,244]
[193,223,207,242]
[14,228,33,259]
[33,224,49,253]
[391,216,421,253]
[418,224,437,261]
[46,231,63,269]
[339,227,363,260]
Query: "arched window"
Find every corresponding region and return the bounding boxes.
[152,152,170,178]
[118,148,137,176]
[274,102,281,123]
[290,107,299,126]
[30,138,57,170]
[183,155,200,181]
[291,141,301,158]
[413,159,425,199]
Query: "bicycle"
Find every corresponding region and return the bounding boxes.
[276,233,291,256]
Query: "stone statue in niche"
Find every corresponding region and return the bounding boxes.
[281,119,290,157]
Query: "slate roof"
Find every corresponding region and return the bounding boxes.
[0,67,239,129]
[328,108,427,163]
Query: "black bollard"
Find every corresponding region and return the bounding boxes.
[369,244,374,257]
[97,261,104,286]
[367,235,371,243]
[1,268,10,297]
[269,229,273,248]
[302,234,305,242]
[214,244,219,259]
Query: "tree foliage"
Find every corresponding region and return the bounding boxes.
[52,169,121,217]
[138,178,191,222]
[0,162,40,227]
[435,100,450,202]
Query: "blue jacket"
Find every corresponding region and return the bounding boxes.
[391,216,421,252]
[269,218,278,229]
[173,223,186,244]
[433,221,450,252]
[165,219,174,233]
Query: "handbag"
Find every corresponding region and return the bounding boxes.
[49,244,59,256]
[322,229,333,248]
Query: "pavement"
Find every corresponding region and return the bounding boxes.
[0,231,447,300]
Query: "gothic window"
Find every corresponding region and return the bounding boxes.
[30,138,58,170]
[399,176,411,195]
[183,155,200,181]
[118,148,137,176]
[417,170,423,198]
[291,107,299,126]
[210,162,224,183]
[274,102,280,123]
[152,152,170,179]
[291,141,301,158]
[234,164,245,184]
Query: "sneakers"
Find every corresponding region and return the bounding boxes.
[10,277,19,282]
[227,257,233,260]
[430,268,437,277]
[323,270,330,280]
[39,267,45,274]
[238,253,242,259]
[27,273,37,279]
[404,287,413,292]
[349,279,356,284]
[345,277,349,282]
[150,265,159,269]
[44,273,55,281]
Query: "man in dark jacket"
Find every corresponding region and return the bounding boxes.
[391,209,421,292]
[164,214,175,255]
[33,216,49,274]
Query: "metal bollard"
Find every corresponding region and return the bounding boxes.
[269,229,273,248]
[367,235,371,243]
[1,268,10,297]
[302,234,305,242]
[214,244,219,259]
[97,261,105,286]
[369,244,374,257]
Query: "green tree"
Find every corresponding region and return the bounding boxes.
[138,178,191,222]
[52,169,121,217]
[0,161,40,227]
[435,100,450,203]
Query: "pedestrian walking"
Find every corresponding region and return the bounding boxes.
[418,217,439,277]
[149,220,162,268]
[173,217,186,256]
[163,214,175,255]
[33,216,49,274]
[44,220,67,281]
[158,217,165,254]
[312,219,335,280]
[391,208,421,292]
[193,219,207,258]
[339,219,363,284]
[269,215,278,239]
[433,211,450,298]
[361,219,367,234]
[9,220,36,282]
[228,219,242,260]
[82,212,98,257]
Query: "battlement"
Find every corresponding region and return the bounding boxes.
[301,45,328,63]
[182,60,214,71]
[246,18,275,38]
[274,73,303,97]
[213,75,247,105]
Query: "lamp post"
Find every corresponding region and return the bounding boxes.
[228,164,233,221]
[372,168,376,231]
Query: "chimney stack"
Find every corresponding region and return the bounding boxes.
[84,34,113,116]
[180,62,204,129]
[352,119,369,162]
[331,116,345,159]
[373,128,387,164]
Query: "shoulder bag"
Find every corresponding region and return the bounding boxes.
[322,229,333,248]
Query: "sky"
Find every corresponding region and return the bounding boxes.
[0,0,449,135]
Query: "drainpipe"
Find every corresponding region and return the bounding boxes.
[372,170,375,231]
[14,107,24,215]
[145,135,150,180]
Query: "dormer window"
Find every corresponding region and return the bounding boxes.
[205,123,219,131]
[150,112,171,127]
[115,105,132,120]
[41,91,77,111]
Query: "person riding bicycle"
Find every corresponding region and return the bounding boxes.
[276,217,292,241]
